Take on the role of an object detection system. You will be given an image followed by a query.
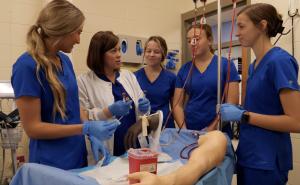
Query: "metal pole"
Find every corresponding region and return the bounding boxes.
[216,0,222,131]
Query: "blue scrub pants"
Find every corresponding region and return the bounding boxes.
[237,162,288,185]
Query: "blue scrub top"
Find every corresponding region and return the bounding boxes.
[134,68,176,129]
[237,47,299,171]
[95,72,140,156]
[11,52,87,170]
[175,55,241,139]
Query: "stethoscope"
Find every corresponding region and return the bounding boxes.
[274,0,299,57]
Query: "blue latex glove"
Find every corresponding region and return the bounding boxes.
[136,43,143,55]
[108,100,133,116]
[166,58,176,69]
[88,135,111,166]
[138,98,150,113]
[122,41,127,53]
[82,120,119,141]
[220,103,245,122]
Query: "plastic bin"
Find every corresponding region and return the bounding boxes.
[128,148,159,184]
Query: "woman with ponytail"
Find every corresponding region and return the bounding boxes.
[11,0,118,170]
[220,3,300,184]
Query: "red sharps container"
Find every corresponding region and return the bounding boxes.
[128,148,160,184]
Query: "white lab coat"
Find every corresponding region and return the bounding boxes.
[77,69,153,166]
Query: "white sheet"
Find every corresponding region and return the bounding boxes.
[80,157,183,185]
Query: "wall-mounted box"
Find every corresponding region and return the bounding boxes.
[118,35,149,64]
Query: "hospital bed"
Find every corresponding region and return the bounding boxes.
[10,129,236,185]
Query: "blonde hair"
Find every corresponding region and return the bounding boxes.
[26,0,85,121]
[142,36,168,68]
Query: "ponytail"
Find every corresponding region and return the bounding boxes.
[27,24,67,121]
[26,0,84,121]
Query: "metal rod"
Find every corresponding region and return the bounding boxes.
[217,0,222,131]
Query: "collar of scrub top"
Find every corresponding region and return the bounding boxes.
[95,71,120,83]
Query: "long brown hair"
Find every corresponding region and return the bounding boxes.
[237,3,283,38]
[86,31,120,75]
[26,0,85,121]
[142,36,168,68]
[187,24,215,54]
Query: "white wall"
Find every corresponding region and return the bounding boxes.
[72,0,182,76]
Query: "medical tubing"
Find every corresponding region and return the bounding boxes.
[181,2,199,126]
[196,1,235,134]
[288,0,299,56]
[161,2,206,147]
[162,2,205,133]
[225,2,236,102]
[182,59,195,130]
[180,142,197,159]
[181,2,237,158]
[274,1,299,45]
[181,2,206,132]
[190,71,229,136]
[182,4,199,130]
[274,16,300,45]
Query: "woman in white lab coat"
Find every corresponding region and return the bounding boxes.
[77,31,161,166]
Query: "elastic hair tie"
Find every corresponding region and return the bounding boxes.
[35,24,40,29]
[270,19,284,37]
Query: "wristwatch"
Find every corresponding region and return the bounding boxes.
[241,110,250,123]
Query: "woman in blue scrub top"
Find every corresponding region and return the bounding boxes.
[11,1,118,170]
[134,36,176,129]
[173,24,240,139]
[220,4,300,185]
[77,31,151,165]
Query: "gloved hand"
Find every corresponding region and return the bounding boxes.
[124,113,159,150]
[108,100,133,116]
[82,120,119,141]
[220,103,245,122]
[88,135,111,166]
[138,98,150,113]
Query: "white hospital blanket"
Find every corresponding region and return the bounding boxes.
[80,157,183,185]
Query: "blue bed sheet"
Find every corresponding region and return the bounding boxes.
[10,129,236,185]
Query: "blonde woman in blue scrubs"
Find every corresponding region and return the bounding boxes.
[134,36,176,129]
[11,0,118,170]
